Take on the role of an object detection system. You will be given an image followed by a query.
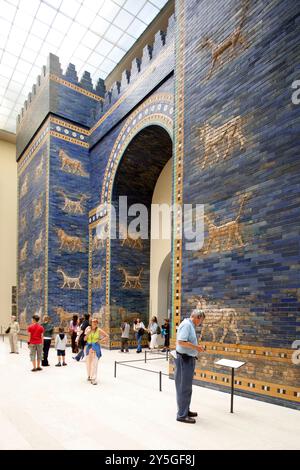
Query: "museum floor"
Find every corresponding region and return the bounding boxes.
[0,338,299,450]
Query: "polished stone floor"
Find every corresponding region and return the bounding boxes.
[0,338,299,450]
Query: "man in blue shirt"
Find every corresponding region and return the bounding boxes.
[175,309,205,423]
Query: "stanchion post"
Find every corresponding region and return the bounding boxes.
[144,350,147,364]
[114,361,117,378]
[159,371,162,392]
[230,368,234,413]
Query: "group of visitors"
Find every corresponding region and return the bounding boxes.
[6,308,206,423]
[121,316,170,354]
[6,312,108,386]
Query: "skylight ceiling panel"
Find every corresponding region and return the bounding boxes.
[117,32,136,50]
[98,1,120,23]
[95,38,113,56]
[104,24,123,43]
[0,1,17,23]
[36,2,58,24]
[126,17,147,39]
[82,30,101,50]
[30,18,51,39]
[149,0,168,8]
[123,0,146,16]
[90,15,110,36]
[0,17,12,37]
[59,0,82,18]
[18,0,40,17]
[109,46,126,64]
[75,5,97,28]
[137,3,159,23]
[113,9,134,30]
[52,12,73,33]
[46,28,65,48]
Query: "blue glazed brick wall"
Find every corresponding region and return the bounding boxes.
[177,0,300,407]
[18,142,48,326]
[48,136,90,325]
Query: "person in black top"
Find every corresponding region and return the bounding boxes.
[161,319,170,352]
[73,314,90,361]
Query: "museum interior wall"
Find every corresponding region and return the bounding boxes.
[15,0,299,409]
[0,139,17,330]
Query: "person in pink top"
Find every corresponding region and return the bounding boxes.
[27,314,44,372]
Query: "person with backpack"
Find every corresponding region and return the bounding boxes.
[161,318,170,352]
[148,316,160,351]
[133,317,145,353]
[120,320,130,353]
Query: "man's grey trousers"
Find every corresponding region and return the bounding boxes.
[174,354,196,419]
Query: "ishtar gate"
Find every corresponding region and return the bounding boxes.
[16,0,300,410]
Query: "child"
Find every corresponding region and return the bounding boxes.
[55,327,67,366]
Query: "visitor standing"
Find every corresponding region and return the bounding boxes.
[120,320,130,352]
[174,310,205,423]
[27,315,44,372]
[41,315,54,366]
[133,317,145,353]
[161,318,170,352]
[69,315,79,353]
[148,316,159,351]
[55,327,68,366]
[84,318,109,385]
[74,314,90,361]
[6,315,20,354]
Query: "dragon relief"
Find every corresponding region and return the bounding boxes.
[56,189,88,215]
[202,194,250,254]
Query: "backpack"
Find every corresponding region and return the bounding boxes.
[156,325,161,335]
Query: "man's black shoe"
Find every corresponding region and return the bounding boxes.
[176,416,196,424]
[188,411,198,417]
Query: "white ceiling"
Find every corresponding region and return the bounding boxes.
[0,0,168,134]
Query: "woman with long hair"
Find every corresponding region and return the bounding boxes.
[84,318,108,385]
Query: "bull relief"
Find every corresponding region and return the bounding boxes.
[33,230,43,256]
[34,195,43,220]
[54,307,79,325]
[202,194,250,254]
[189,296,240,344]
[33,268,43,291]
[35,158,44,179]
[59,149,88,177]
[57,268,83,289]
[20,241,28,262]
[197,116,245,169]
[92,226,108,251]
[20,174,28,198]
[56,189,88,215]
[118,267,143,289]
[92,268,104,290]
[19,275,27,295]
[56,228,85,252]
[20,214,27,233]
[201,0,250,80]
[19,307,27,329]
